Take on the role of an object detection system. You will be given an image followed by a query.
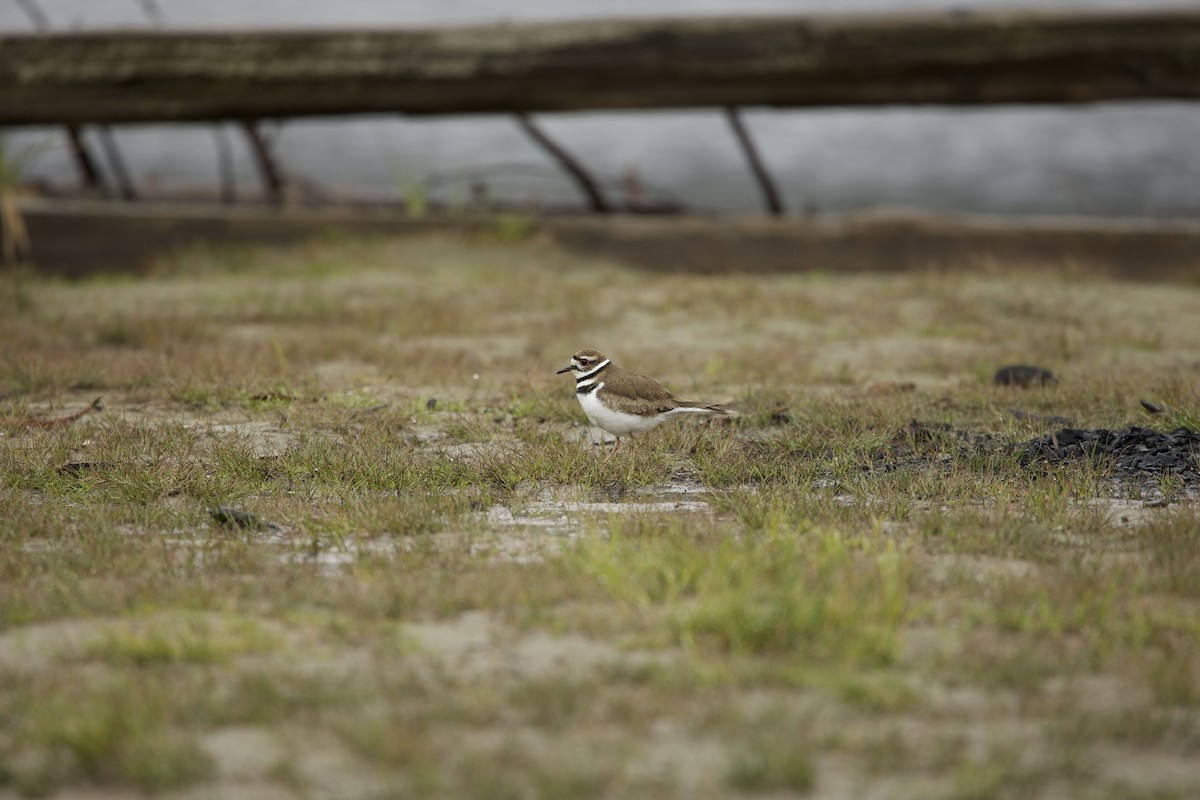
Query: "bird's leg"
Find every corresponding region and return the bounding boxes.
[623,433,641,480]
[602,435,622,465]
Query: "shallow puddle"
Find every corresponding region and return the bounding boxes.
[282,481,717,571]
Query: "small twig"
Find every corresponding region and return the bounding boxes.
[1,397,103,430]
[724,107,785,217]
[515,113,610,213]
[349,403,390,420]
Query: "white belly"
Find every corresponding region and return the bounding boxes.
[578,385,664,436]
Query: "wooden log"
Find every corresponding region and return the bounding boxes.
[2,9,1200,124]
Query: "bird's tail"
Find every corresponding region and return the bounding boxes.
[676,401,738,417]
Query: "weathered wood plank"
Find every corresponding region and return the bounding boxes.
[2,9,1200,124]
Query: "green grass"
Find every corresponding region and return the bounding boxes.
[566,521,911,666]
[725,745,815,794]
[0,232,1198,798]
[85,612,281,666]
[5,672,216,795]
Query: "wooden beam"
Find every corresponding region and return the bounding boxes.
[2,9,1200,125]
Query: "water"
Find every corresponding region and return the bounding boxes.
[4,0,1199,218]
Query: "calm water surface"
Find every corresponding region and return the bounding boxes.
[3,0,1198,218]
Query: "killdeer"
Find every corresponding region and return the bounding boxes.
[556,348,736,455]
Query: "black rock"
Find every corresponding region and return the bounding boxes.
[208,506,282,531]
[995,364,1057,387]
[767,404,793,425]
[57,461,115,476]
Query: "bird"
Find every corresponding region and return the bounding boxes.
[556,348,736,458]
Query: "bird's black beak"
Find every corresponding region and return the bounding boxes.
[556,364,575,374]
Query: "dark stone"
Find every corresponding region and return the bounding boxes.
[995,364,1057,387]
[896,419,953,445]
[1140,399,1165,414]
[768,404,793,425]
[208,506,282,531]
[57,461,114,476]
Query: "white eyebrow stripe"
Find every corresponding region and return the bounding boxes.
[576,359,611,380]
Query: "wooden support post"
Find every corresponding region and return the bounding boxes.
[725,108,785,217]
[96,127,137,200]
[214,124,237,204]
[515,113,610,214]
[238,121,285,205]
[13,0,50,31]
[64,126,108,196]
[133,0,165,28]
[17,0,115,198]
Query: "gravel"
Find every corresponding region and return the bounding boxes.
[874,420,1200,490]
[1018,425,1200,484]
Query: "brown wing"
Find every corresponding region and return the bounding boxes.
[601,366,681,415]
